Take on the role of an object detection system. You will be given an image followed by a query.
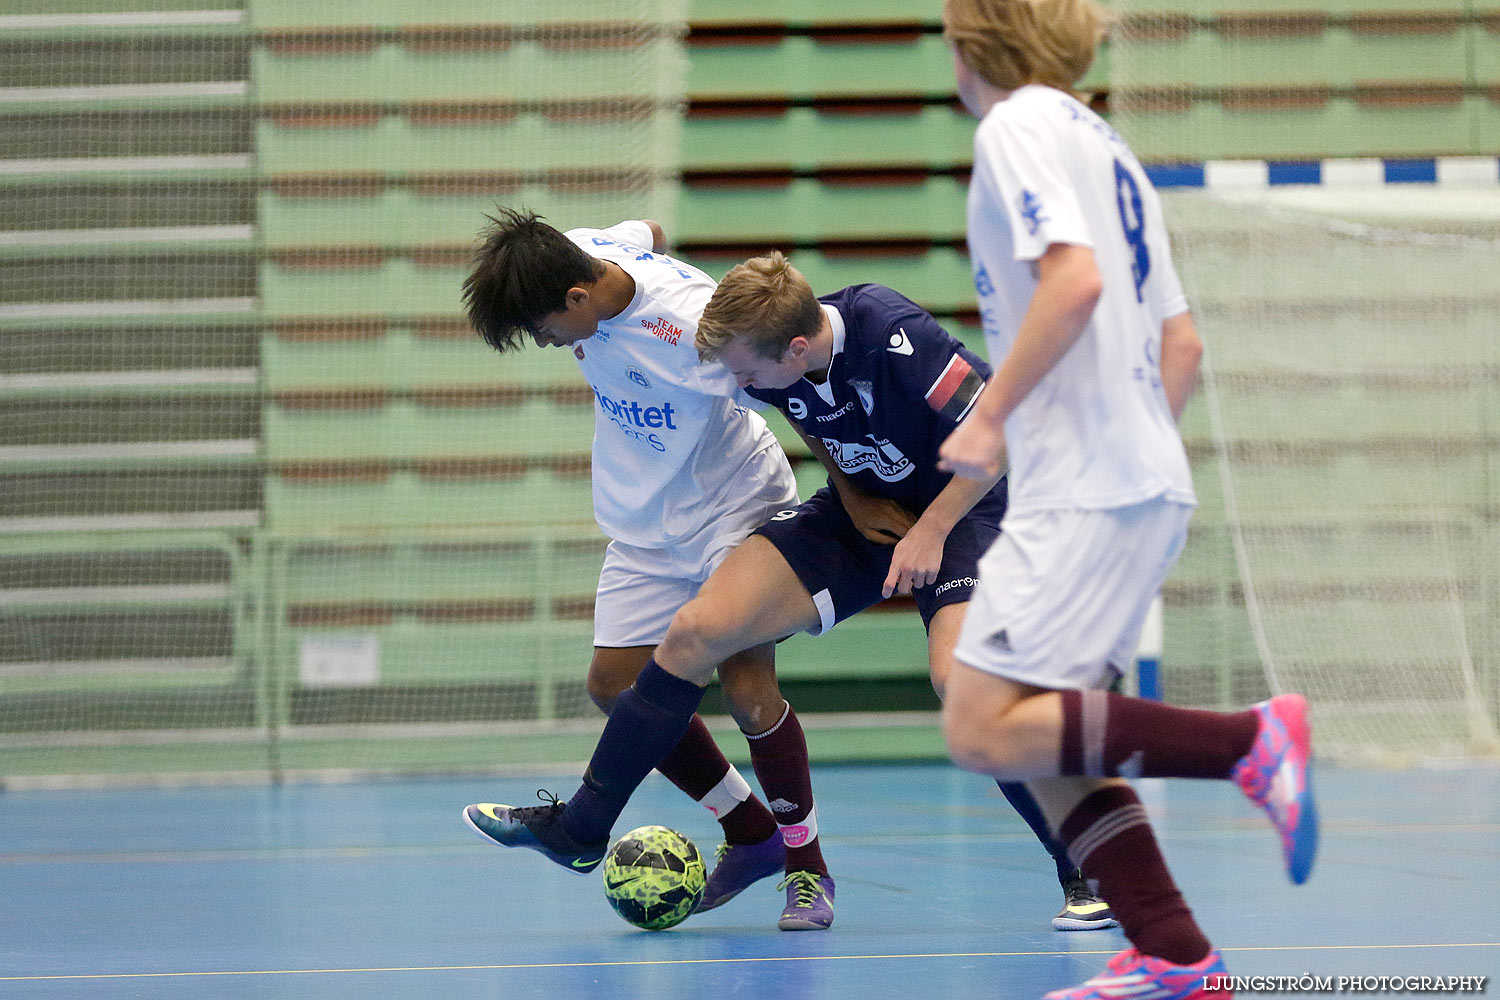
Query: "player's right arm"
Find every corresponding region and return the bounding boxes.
[1159,311,1203,422]
[939,241,1102,481]
[792,420,915,544]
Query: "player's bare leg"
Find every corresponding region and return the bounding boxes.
[655,536,820,686]
[662,537,835,928]
[942,662,1317,882]
[943,662,1317,996]
[941,665,1063,778]
[942,666,1220,982]
[584,645,650,712]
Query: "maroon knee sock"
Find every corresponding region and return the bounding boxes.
[1059,785,1211,966]
[656,714,777,845]
[745,702,828,876]
[1059,690,1260,779]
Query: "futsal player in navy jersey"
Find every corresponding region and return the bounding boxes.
[467,249,1118,932]
[699,255,1119,930]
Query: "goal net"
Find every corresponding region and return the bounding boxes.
[0,0,687,784]
[1106,8,1500,764]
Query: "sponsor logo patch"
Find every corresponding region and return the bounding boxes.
[822,435,914,482]
[592,388,678,452]
[642,315,683,346]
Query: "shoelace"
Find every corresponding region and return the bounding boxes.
[1061,871,1098,907]
[1064,880,1098,907]
[777,871,824,908]
[511,788,566,822]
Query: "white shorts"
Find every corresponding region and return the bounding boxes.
[593,450,798,648]
[954,498,1194,691]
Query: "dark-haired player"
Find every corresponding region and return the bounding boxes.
[460,210,808,925]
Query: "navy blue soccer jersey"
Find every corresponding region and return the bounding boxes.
[745,284,994,512]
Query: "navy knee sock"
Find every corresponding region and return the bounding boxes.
[561,658,706,844]
[998,781,1076,884]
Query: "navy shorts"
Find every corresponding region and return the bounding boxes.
[752,484,1005,635]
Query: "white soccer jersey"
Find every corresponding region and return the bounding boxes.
[565,221,788,548]
[966,85,1196,513]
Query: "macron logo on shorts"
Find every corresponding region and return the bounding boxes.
[934,576,978,597]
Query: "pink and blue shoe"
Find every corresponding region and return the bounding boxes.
[1044,946,1230,1000]
[1232,693,1319,884]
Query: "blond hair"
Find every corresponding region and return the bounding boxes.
[696,251,823,362]
[942,0,1110,93]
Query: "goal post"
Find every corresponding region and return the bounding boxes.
[1104,3,1500,764]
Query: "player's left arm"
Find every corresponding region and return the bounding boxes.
[793,420,916,544]
[1159,310,1203,422]
[939,241,1101,481]
[882,308,1001,597]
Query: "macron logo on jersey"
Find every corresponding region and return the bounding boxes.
[886,328,914,356]
[642,316,682,346]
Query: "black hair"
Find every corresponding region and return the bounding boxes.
[461,207,603,352]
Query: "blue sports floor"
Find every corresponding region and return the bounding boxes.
[3,762,1497,998]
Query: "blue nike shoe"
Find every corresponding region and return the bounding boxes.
[462,790,609,874]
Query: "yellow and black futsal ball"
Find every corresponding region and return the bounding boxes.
[601,825,707,930]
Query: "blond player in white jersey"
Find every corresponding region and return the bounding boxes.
[934,2,1319,999]
[458,210,828,927]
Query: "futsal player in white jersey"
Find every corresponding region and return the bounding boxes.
[458,209,809,921]
[935,2,1318,998]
